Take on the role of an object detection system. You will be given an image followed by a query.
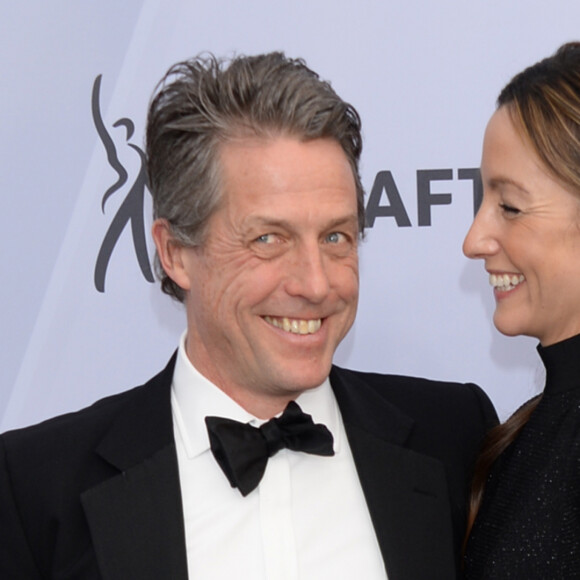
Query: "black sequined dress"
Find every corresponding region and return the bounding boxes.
[464,333,580,578]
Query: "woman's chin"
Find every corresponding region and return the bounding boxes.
[492,313,526,339]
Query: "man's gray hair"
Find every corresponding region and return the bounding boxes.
[146,51,364,302]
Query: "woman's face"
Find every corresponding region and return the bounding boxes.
[463,106,580,346]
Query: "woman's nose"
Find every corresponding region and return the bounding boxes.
[462,209,500,259]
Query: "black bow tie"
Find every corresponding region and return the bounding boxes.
[205,401,334,496]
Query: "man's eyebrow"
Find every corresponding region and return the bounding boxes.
[487,175,530,195]
[246,214,359,229]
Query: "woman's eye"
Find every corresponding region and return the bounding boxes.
[499,203,520,215]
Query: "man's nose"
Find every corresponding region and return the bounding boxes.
[284,244,331,303]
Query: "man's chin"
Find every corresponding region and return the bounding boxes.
[274,367,331,395]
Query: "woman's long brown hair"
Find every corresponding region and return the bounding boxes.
[465,41,580,546]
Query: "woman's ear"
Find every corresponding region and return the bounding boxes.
[151,219,192,291]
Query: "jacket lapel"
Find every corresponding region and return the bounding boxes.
[330,366,456,580]
[81,355,189,580]
[78,357,456,579]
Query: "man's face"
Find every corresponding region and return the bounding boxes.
[180,136,359,416]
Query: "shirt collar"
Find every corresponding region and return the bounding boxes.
[171,331,342,459]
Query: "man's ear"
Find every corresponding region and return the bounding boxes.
[151,219,192,291]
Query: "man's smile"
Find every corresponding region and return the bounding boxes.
[263,316,322,335]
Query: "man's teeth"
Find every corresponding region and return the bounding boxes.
[489,273,525,291]
[264,316,322,335]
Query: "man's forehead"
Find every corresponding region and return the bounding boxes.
[218,136,352,183]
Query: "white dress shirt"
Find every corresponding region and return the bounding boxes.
[172,332,387,579]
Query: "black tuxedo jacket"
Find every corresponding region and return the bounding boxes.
[0,356,497,579]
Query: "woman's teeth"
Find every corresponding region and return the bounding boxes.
[489,273,525,291]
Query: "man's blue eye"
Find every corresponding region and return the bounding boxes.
[327,232,342,243]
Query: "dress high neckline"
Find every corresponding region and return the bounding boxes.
[537,333,580,394]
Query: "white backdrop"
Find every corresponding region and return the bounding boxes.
[2,0,576,432]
